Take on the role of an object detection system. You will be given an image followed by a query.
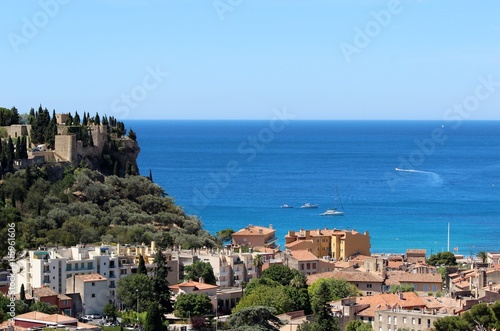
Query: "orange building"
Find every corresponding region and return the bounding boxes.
[231,224,278,249]
[285,228,370,261]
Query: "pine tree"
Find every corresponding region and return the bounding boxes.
[138,255,147,275]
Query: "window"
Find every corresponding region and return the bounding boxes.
[394,317,397,324]
[91,282,95,286]
[423,284,428,292]
[418,318,421,325]
[366,291,372,296]
[92,294,95,298]
[312,263,316,269]
[432,285,437,292]
[403,317,406,324]
[300,264,304,270]
[412,318,415,325]
[306,263,310,269]
[367,283,372,288]
[379,314,382,322]
[388,316,391,324]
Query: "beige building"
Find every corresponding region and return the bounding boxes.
[66,274,108,315]
[374,308,453,331]
[405,249,427,264]
[386,271,443,294]
[285,228,370,261]
[232,224,278,249]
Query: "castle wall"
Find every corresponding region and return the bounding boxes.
[56,114,69,125]
[55,135,77,165]
[1,125,31,141]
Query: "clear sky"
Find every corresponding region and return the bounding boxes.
[1,0,499,120]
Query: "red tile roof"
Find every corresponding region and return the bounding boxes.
[290,250,319,262]
[170,281,218,291]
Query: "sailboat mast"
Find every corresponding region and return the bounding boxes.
[447,222,450,252]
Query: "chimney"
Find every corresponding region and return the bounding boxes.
[269,224,273,229]
[199,277,204,284]
[151,241,156,254]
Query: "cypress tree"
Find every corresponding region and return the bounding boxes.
[144,304,163,331]
[82,112,88,126]
[151,249,173,317]
[28,108,35,125]
[113,161,119,176]
[138,255,147,275]
[24,165,32,190]
[95,112,100,125]
[148,169,153,182]
[15,138,21,159]
[125,161,132,176]
[20,284,26,302]
[73,111,80,125]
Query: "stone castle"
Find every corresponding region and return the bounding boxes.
[1,113,139,171]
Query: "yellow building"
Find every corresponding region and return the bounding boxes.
[285,228,370,261]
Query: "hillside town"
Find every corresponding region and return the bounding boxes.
[1,224,499,331]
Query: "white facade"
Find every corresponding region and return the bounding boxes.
[66,274,108,315]
[14,243,161,305]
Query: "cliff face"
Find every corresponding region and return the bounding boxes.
[80,137,140,176]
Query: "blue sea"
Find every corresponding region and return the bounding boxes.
[126,120,500,257]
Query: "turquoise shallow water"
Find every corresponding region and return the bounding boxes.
[126,120,500,256]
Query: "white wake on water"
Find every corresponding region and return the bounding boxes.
[395,168,443,186]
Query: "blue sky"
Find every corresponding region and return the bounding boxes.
[1,0,499,120]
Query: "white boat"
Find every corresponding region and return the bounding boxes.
[301,203,318,209]
[319,187,344,216]
[281,204,294,208]
[320,209,344,216]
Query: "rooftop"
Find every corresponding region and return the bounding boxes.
[233,225,275,236]
[33,286,58,298]
[290,250,319,262]
[170,281,219,291]
[75,273,107,282]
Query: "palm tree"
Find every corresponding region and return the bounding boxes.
[477,251,487,263]
[253,254,264,278]
[290,274,307,289]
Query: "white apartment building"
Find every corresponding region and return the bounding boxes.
[14,242,177,306]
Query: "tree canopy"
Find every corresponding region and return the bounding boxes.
[184,261,217,285]
[173,293,212,319]
[426,252,457,266]
[226,306,284,331]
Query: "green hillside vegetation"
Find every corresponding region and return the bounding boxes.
[0,166,216,255]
